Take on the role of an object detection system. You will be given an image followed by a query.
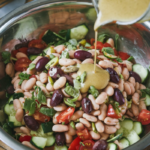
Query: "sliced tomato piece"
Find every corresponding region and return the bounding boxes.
[113,48,118,56]
[103,43,112,48]
[18,47,28,55]
[76,128,92,141]
[28,39,46,49]
[90,38,95,45]
[68,137,81,150]
[11,49,19,58]
[80,140,95,150]
[56,107,75,124]
[107,104,122,119]
[33,110,50,123]
[15,57,31,71]
[19,135,32,142]
[137,109,150,125]
[118,51,130,60]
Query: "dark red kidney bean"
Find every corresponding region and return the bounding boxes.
[6,85,14,94]
[24,116,39,131]
[82,97,93,114]
[50,90,64,107]
[129,71,141,83]
[113,88,125,105]
[93,140,108,150]
[74,50,92,61]
[36,57,49,72]
[48,67,63,79]
[62,74,73,85]
[106,68,119,84]
[27,47,43,55]
[55,132,66,146]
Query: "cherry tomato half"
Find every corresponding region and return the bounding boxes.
[11,49,19,58]
[68,137,81,150]
[15,57,31,71]
[19,135,32,142]
[138,109,150,125]
[80,140,95,150]
[28,39,46,49]
[18,47,28,55]
[76,128,92,141]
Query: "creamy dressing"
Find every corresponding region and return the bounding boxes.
[94,0,150,30]
[77,63,110,93]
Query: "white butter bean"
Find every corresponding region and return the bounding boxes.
[83,113,97,122]
[96,92,107,105]
[54,77,66,90]
[24,78,36,91]
[52,125,68,132]
[88,95,99,110]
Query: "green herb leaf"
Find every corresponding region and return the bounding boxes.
[140,88,150,98]
[115,57,123,62]
[2,51,11,64]
[98,33,110,43]
[29,63,35,70]
[13,93,24,100]
[24,98,36,115]
[40,107,56,117]
[60,50,70,59]
[88,86,99,98]
[37,88,47,104]
[80,71,87,83]
[102,47,114,55]
[18,73,30,85]
[115,34,119,50]
[127,56,134,61]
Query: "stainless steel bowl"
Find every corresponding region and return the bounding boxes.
[0,0,150,150]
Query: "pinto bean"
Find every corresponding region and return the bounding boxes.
[119,98,127,115]
[21,80,27,91]
[95,92,107,105]
[24,92,32,98]
[14,79,21,89]
[126,110,134,117]
[114,65,122,75]
[108,82,119,88]
[13,99,22,111]
[98,104,107,121]
[128,82,135,95]
[132,93,140,105]
[104,86,114,96]
[20,127,30,135]
[123,60,133,71]
[46,83,54,91]
[39,72,48,83]
[139,98,147,111]
[129,77,136,87]
[75,123,85,131]
[88,49,99,57]
[131,103,139,117]
[67,125,76,136]
[122,68,129,80]
[104,117,119,125]
[11,75,19,84]
[14,127,22,133]
[24,78,36,91]
[88,95,99,110]
[104,125,117,134]
[90,131,101,140]
[95,121,104,133]
[70,110,84,121]
[99,60,113,69]
[100,132,109,140]
[65,132,73,144]
[53,103,67,111]
[82,58,94,64]
[53,112,60,124]
[52,125,69,132]
[118,79,124,92]
[69,50,75,58]
[79,118,91,128]
[83,113,97,122]
[16,52,28,59]
[54,77,66,90]
[59,58,76,66]
[124,82,132,95]
[135,82,140,91]
[97,55,108,60]
[122,91,127,98]
[6,63,14,77]
[54,45,65,54]
[90,110,101,116]
[15,108,24,122]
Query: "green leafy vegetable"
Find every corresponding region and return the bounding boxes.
[60,50,70,59]
[19,73,30,85]
[13,93,24,100]
[115,34,119,50]
[115,57,123,62]
[127,56,134,61]
[102,47,114,55]
[29,63,35,70]
[24,94,36,115]
[88,86,99,98]
[0,75,12,91]
[36,87,47,104]
[140,88,150,98]
[98,33,110,43]
[59,30,67,37]
[40,107,56,117]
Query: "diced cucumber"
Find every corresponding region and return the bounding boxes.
[4,104,10,115]
[125,130,140,145]
[8,116,21,127]
[133,121,143,135]
[107,133,123,142]
[133,64,148,83]
[85,8,97,22]
[107,143,117,150]
[116,127,124,135]
[8,95,13,103]
[30,137,47,149]
[119,138,130,149]
[46,135,55,147]
[120,119,133,131]
[9,104,16,116]
[145,94,150,106]
[41,122,53,133]
[67,24,89,41]
[29,55,38,61]
[54,145,68,150]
